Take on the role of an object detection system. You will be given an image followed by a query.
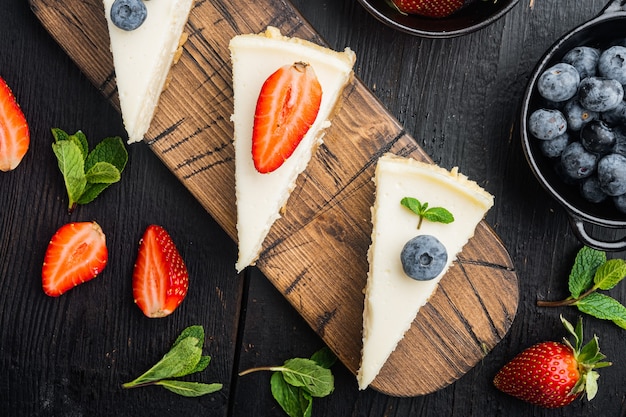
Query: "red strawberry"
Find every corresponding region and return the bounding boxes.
[132,225,189,318]
[0,76,29,171]
[390,0,483,18]
[493,316,611,408]
[42,221,108,297]
[252,62,322,173]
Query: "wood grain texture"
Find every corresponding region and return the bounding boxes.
[30,0,518,395]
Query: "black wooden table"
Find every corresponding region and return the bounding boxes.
[1,0,625,416]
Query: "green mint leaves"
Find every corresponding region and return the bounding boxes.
[239,347,336,417]
[51,128,128,213]
[122,325,223,397]
[538,246,626,330]
[401,197,454,229]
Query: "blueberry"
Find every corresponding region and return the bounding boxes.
[400,235,447,281]
[563,98,598,131]
[110,0,147,31]
[537,63,580,102]
[597,153,626,196]
[528,108,567,140]
[539,131,570,158]
[562,46,600,79]
[602,100,626,125]
[580,120,616,154]
[598,46,626,85]
[578,77,624,112]
[613,193,626,213]
[580,176,608,203]
[560,141,597,180]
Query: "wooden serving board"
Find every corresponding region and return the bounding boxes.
[31,0,519,396]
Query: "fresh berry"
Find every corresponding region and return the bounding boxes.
[493,316,610,409]
[578,76,624,112]
[580,120,616,154]
[400,235,447,280]
[42,222,108,297]
[601,100,626,125]
[132,225,189,318]
[597,153,626,196]
[389,0,485,18]
[539,131,569,158]
[252,62,322,173]
[613,193,626,213]
[560,142,597,180]
[562,46,600,79]
[580,176,608,203]
[537,63,580,102]
[563,98,597,131]
[110,0,147,31]
[598,46,626,85]
[0,76,29,171]
[528,108,567,140]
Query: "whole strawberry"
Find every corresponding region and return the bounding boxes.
[493,316,611,408]
[389,0,487,18]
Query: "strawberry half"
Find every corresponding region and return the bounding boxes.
[493,316,611,408]
[389,0,483,18]
[132,225,189,318]
[0,76,29,171]
[252,62,322,173]
[42,221,108,297]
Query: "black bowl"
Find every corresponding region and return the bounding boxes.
[521,0,626,251]
[356,0,519,38]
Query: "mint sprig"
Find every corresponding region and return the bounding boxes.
[538,246,626,329]
[401,197,454,229]
[239,347,336,417]
[122,325,223,397]
[51,128,128,213]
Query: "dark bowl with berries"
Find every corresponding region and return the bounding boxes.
[356,0,519,38]
[521,0,626,251]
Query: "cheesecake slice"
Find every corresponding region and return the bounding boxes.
[102,0,194,144]
[229,27,356,273]
[357,153,494,390]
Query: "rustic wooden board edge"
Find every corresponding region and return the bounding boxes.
[30,0,519,397]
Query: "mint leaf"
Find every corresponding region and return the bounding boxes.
[310,347,336,369]
[401,197,454,229]
[156,380,223,397]
[122,325,222,397]
[422,207,455,224]
[85,161,120,184]
[569,246,606,298]
[85,136,128,172]
[575,292,626,330]
[279,358,334,398]
[51,129,127,212]
[593,259,626,291]
[271,372,313,417]
[52,139,87,210]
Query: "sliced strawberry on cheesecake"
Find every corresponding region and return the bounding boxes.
[0,76,29,171]
[42,221,108,297]
[132,225,189,318]
[252,62,322,173]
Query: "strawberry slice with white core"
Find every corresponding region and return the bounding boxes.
[252,62,322,173]
[0,76,29,171]
[42,222,108,297]
[132,225,189,318]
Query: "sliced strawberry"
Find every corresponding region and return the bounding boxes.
[42,221,108,297]
[132,225,189,318]
[391,0,476,18]
[252,62,322,173]
[0,76,29,171]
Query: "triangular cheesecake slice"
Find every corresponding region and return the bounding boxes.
[357,153,494,390]
[102,0,194,144]
[229,27,356,273]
